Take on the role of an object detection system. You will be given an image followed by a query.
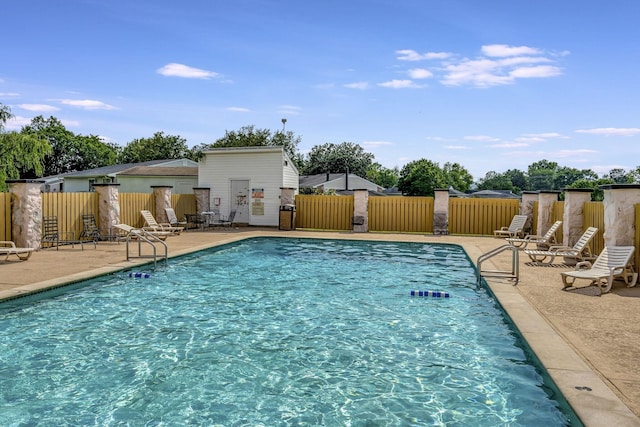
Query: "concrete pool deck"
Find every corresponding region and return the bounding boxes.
[1,228,639,426]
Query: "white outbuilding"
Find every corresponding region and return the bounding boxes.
[197,146,299,226]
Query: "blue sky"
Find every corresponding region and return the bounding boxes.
[2,0,639,180]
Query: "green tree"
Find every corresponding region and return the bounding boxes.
[606,168,633,184]
[566,177,614,201]
[397,159,446,196]
[476,171,515,191]
[366,163,399,189]
[303,142,374,177]
[528,159,558,190]
[503,169,528,193]
[0,105,52,190]
[195,125,302,166]
[120,131,192,163]
[21,116,118,175]
[442,162,473,192]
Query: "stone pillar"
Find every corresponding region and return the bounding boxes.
[193,187,211,214]
[536,190,560,238]
[352,189,368,233]
[94,183,120,238]
[279,187,296,207]
[433,188,449,235]
[7,180,43,249]
[601,184,640,246]
[562,188,592,247]
[152,185,172,223]
[521,191,538,234]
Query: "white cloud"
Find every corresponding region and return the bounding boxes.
[575,127,640,136]
[444,145,470,150]
[481,44,543,57]
[0,92,19,97]
[522,132,569,139]
[510,65,562,78]
[18,103,59,112]
[362,140,393,147]
[489,142,529,148]
[553,148,598,158]
[464,135,500,142]
[278,105,302,115]
[408,68,433,79]
[396,49,452,61]
[4,115,31,130]
[378,79,422,89]
[227,107,251,112]
[156,63,220,79]
[344,82,369,90]
[60,99,117,110]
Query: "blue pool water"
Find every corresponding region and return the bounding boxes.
[0,238,576,426]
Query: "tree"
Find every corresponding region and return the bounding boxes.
[303,142,374,177]
[442,162,473,192]
[528,159,558,191]
[195,125,302,166]
[21,115,118,176]
[566,177,614,201]
[476,171,515,192]
[0,105,52,190]
[119,131,192,163]
[397,159,446,196]
[366,163,399,189]
[606,168,633,184]
[503,169,528,193]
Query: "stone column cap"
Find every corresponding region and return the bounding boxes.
[150,185,173,188]
[93,183,120,187]
[538,190,562,194]
[6,179,44,184]
[562,188,593,192]
[193,187,210,190]
[599,184,640,190]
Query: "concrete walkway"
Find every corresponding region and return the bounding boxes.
[1,229,639,426]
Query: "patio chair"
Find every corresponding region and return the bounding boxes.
[79,214,103,243]
[41,216,91,250]
[524,226,598,264]
[0,241,35,261]
[113,224,171,241]
[140,210,183,235]
[209,209,237,231]
[506,220,562,250]
[561,246,638,294]
[165,208,188,229]
[185,213,207,231]
[493,215,528,238]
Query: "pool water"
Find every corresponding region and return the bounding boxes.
[0,238,575,426]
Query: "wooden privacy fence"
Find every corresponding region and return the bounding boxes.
[583,201,605,260]
[42,192,100,241]
[0,192,11,241]
[295,195,354,230]
[449,198,520,235]
[369,196,433,233]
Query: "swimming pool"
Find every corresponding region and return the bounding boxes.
[0,237,577,425]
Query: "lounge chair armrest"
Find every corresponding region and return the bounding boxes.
[575,261,592,270]
[0,241,18,248]
[547,245,572,252]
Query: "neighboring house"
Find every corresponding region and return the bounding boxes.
[470,189,520,199]
[56,159,198,193]
[299,173,385,193]
[198,146,299,227]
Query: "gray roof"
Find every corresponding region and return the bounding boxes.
[299,173,348,188]
[58,160,169,178]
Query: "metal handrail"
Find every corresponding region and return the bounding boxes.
[122,229,168,268]
[477,244,519,285]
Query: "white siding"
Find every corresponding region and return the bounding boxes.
[198,147,299,227]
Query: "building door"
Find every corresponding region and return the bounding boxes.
[230,180,250,224]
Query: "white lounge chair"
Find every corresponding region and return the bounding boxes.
[165,208,188,230]
[113,224,171,241]
[524,227,598,264]
[140,210,183,235]
[494,215,528,238]
[0,241,35,261]
[506,220,562,249]
[561,246,638,294]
